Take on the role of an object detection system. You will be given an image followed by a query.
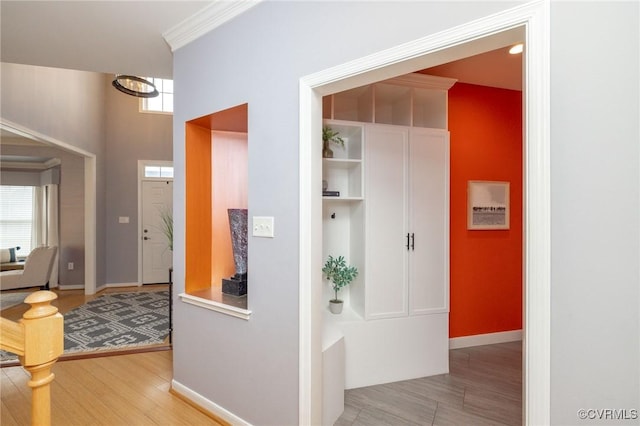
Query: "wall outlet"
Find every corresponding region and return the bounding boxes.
[68,262,74,270]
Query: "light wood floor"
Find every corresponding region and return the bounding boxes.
[336,341,523,426]
[1,285,226,425]
[1,350,225,426]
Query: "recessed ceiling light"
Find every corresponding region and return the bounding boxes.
[509,43,524,55]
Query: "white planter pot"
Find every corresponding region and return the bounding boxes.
[329,300,343,314]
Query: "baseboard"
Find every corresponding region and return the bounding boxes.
[171,380,252,426]
[105,282,141,288]
[449,329,522,349]
[58,284,85,290]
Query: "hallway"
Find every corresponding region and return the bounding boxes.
[336,341,522,425]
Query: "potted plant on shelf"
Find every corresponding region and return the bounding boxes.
[322,255,358,314]
[322,126,345,158]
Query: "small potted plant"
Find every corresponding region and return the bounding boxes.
[322,255,358,314]
[322,126,345,158]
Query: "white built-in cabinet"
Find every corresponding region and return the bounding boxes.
[322,73,454,321]
[322,74,454,410]
[363,125,449,320]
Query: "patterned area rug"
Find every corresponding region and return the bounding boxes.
[1,291,169,363]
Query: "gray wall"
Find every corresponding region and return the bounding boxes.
[0,145,85,286]
[550,2,639,425]
[1,62,107,286]
[1,64,174,288]
[174,1,639,424]
[172,2,531,425]
[104,76,172,285]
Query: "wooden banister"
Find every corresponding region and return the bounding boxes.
[0,290,63,426]
[0,316,25,356]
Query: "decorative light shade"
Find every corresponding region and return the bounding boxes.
[112,75,159,98]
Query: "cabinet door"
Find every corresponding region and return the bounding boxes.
[408,128,449,315]
[365,124,409,319]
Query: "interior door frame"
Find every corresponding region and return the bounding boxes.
[0,119,98,295]
[137,160,174,285]
[298,1,550,424]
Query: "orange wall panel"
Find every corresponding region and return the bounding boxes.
[449,83,523,338]
[185,123,213,292]
[211,131,248,287]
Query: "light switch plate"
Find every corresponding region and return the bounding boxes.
[253,216,275,238]
[119,216,129,224]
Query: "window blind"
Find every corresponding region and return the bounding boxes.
[0,186,33,253]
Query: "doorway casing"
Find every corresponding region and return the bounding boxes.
[298,1,550,424]
[0,118,98,295]
[137,159,174,286]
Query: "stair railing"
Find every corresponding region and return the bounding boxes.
[0,290,64,426]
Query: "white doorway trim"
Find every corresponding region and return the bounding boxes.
[137,160,174,285]
[298,1,550,425]
[0,118,98,295]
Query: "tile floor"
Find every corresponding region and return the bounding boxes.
[335,341,522,425]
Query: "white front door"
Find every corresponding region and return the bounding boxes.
[142,180,173,284]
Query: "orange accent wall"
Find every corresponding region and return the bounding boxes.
[211,131,248,288]
[185,122,213,292]
[185,104,248,295]
[449,83,523,338]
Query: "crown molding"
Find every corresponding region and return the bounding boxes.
[0,137,46,147]
[163,0,262,52]
[0,158,60,171]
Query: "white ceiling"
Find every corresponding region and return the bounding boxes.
[0,1,212,79]
[0,1,521,88]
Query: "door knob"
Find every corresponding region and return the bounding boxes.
[144,229,148,233]
[143,236,149,240]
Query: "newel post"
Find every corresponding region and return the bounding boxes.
[20,290,64,426]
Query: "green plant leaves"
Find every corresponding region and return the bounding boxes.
[322,255,358,298]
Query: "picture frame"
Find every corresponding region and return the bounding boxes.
[467,180,510,230]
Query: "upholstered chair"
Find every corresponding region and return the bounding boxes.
[0,246,58,291]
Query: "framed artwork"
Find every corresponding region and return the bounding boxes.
[467,180,510,230]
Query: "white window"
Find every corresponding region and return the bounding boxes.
[144,165,174,178]
[0,186,33,254]
[140,78,173,114]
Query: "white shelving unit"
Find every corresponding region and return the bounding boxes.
[322,120,365,311]
[322,159,363,201]
[323,72,456,129]
[321,73,455,391]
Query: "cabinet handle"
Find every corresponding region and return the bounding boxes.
[411,233,415,251]
[406,233,410,250]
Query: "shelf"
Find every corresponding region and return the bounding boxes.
[331,85,373,123]
[179,291,251,320]
[323,161,363,199]
[374,83,412,126]
[322,196,364,202]
[323,73,456,130]
[323,158,362,168]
